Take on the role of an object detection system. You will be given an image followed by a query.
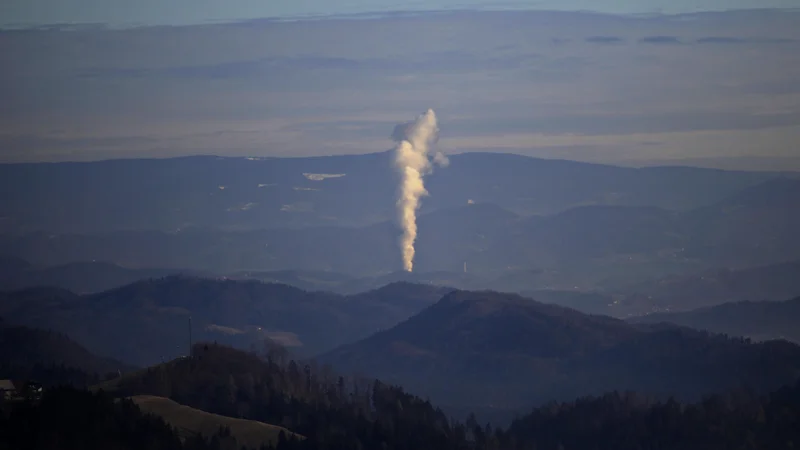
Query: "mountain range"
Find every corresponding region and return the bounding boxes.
[2,175,799,288]
[0,277,452,366]
[0,153,779,234]
[3,275,800,428]
[3,255,799,322]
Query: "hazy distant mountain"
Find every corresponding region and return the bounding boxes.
[0,286,79,315]
[682,178,800,266]
[413,202,522,273]
[0,255,31,274]
[509,205,685,264]
[0,153,776,234]
[0,225,401,275]
[616,260,800,314]
[2,177,799,285]
[230,260,800,319]
[229,268,623,318]
[231,269,472,295]
[0,202,523,275]
[319,290,800,410]
[630,297,800,343]
[0,277,451,366]
[0,260,198,294]
[520,290,616,316]
[229,269,359,293]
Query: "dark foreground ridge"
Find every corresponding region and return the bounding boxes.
[3,343,800,450]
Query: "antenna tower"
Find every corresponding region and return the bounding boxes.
[188,315,193,357]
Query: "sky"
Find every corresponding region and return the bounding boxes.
[0,6,799,169]
[2,0,800,26]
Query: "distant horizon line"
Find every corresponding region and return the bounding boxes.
[3,150,799,174]
[2,6,799,31]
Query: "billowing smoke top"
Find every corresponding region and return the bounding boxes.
[392,109,448,272]
[391,120,440,146]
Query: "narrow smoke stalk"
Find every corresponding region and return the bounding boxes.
[392,109,448,272]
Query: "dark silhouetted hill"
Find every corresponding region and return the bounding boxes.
[0,387,228,450]
[498,379,800,450]
[0,321,134,386]
[0,277,451,366]
[101,342,471,450]
[0,322,131,374]
[319,290,800,411]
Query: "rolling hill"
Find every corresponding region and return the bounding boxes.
[0,277,452,366]
[319,290,800,411]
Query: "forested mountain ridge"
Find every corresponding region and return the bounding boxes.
[0,276,452,366]
[100,342,475,450]
[97,343,800,450]
[0,320,134,387]
[0,321,132,374]
[320,290,800,411]
[496,379,800,450]
[4,341,800,450]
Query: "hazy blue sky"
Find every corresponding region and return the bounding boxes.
[2,0,799,26]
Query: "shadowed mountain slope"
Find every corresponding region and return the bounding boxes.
[320,290,800,410]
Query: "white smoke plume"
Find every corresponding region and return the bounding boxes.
[392,109,447,272]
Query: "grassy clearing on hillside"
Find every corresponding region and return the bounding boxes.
[131,395,302,448]
[90,361,170,393]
